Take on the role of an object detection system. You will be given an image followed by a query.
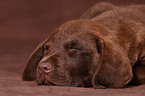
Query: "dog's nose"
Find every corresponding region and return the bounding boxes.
[38,63,53,73]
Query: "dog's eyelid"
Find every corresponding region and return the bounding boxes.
[72,47,83,50]
[43,45,49,50]
[43,44,51,51]
[67,45,83,51]
[43,44,50,55]
[43,50,48,55]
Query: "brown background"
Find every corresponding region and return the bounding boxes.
[0,0,145,96]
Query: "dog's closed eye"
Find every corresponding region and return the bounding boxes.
[43,45,50,55]
[67,46,83,51]
[65,42,83,51]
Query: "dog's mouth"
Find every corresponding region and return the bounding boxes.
[38,79,55,86]
[37,75,56,86]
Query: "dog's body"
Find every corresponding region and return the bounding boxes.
[22,2,145,88]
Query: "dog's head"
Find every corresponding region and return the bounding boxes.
[22,20,132,88]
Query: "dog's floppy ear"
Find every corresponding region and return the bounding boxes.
[22,39,48,81]
[92,36,133,88]
[91,36,106,88]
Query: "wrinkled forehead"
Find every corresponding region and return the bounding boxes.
[55,20,92,38]
[48,33,86,48]
[47,20,93,43]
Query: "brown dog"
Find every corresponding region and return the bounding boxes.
[22,2,145,88]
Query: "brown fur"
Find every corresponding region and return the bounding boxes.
[22,2,145,88]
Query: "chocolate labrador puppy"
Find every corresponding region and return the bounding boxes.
[22,2,145,88]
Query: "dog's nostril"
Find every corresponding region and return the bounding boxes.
[43,67,51,72]
[44,67,48,70]
[38,63,53,73]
